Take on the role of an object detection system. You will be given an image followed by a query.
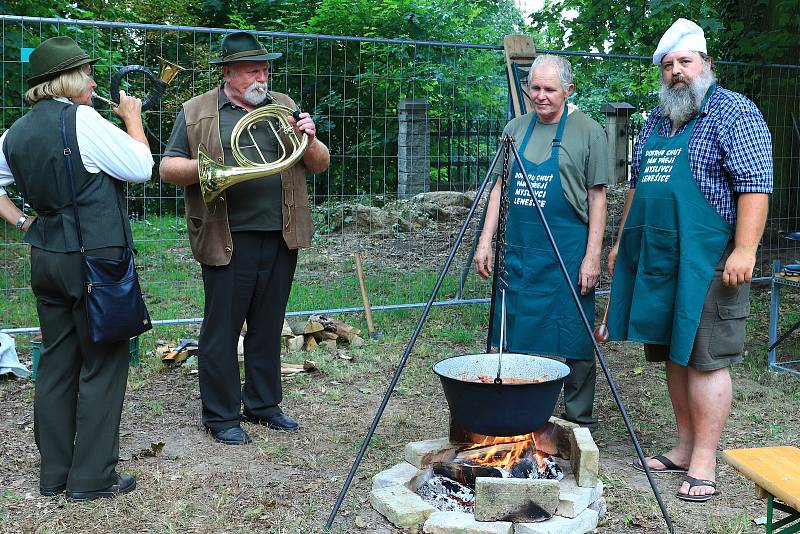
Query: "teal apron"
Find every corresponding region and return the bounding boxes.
[489,106,594,360]
[608,86,731,365]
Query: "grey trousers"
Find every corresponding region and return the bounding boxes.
[562,358,598,428]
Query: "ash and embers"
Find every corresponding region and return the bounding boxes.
[417,456,563,514]
[418,476,475,513]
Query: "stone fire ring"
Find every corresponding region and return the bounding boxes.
[369,417,607,534]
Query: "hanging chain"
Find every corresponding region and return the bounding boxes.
[496,135,512,287]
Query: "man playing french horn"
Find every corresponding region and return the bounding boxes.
[160,31,329,445]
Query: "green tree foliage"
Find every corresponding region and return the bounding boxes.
[186,0,524,197]
[530,0,799,218]
[531,0,798,63]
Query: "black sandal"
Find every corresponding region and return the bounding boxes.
[676,475,719,502]
[632,454,688,473]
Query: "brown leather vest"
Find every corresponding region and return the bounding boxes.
[183,88,313,266]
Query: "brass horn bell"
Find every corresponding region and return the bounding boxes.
[198,104,309,208]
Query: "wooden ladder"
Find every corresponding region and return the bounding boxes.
[503,35,537,118]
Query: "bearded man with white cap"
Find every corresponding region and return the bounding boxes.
[607,19,772,502]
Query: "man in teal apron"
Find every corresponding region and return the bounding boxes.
[475,55,608,428]
[608,19,772,502]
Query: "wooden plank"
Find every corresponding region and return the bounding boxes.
[503,35,536,119]
[721,446,800,511]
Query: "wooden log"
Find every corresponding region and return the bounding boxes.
[312,330,339,341]
[432,461,503,487]
[285,335,304,352]
[281,319,293,337]
[455,442,528,463]
[303,336,319,351]
[304,321,324,335]
[288,320,307,336]
[332,320,360,341]
[309,314,336,330]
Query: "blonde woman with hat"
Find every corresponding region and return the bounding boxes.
[0,36,153,500]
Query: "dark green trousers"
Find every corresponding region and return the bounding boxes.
[31,246,129,492]
[562,358,597,428]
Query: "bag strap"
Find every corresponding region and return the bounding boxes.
[60,105,132,253]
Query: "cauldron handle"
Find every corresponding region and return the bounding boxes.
[495,289,506,384]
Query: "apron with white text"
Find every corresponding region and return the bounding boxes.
[489,107,594,360]
[608,86,731,365]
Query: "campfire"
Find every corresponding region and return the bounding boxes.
[370,417,605,532]
[417,432,563,517]
[459,432,562,478]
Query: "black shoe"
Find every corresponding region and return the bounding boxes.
[242,411,299,432]
[207,425,251,445]
[66,474,136,501]
[40,484,66,497]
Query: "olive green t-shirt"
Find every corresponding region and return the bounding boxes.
[164,86,285,231]
[496,108,609,223]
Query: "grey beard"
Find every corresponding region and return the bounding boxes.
[658,69,716,126]
[243,82,269,106]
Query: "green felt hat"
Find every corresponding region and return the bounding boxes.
[27,36,98,87]
[209,31,282,64]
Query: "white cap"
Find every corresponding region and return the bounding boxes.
[652,18,707,65]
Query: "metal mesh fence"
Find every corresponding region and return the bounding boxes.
[0,15,798,333]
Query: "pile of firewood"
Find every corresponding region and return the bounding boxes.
[282,314,365,352]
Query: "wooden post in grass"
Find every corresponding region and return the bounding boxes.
[354,253,376,338]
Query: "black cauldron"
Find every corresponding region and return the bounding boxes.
[432,353,570,437]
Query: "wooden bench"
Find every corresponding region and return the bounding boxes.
[722,446,800,533]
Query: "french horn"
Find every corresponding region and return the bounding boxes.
[198,104,309,208]
[93,56,185,111]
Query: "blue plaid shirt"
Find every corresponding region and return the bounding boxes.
[631,86,773,226]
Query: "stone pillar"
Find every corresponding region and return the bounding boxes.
[397,99,430,198]
[600,102,635,184]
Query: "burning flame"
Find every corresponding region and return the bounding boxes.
[460,432,542,470]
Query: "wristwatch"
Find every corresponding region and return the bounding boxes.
[15,214,27,230]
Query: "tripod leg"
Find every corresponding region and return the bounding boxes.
[508,138,675,534]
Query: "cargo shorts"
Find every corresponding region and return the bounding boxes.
[644,245,751,371]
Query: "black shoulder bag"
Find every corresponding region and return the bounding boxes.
[60,106,152,344]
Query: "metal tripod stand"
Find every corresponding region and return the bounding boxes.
[325,134,675,534]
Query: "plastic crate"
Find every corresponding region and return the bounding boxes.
[31,336,140,382]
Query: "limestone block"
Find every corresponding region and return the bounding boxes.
[405,437,456,468]
[372,462,420,490]
[514,508,599,534]
[569,427,599,488]
[423,511,513,534]
[474,477,559,522]
[556,478,603,518]
[588,496,607,518]
[370,485,436,531]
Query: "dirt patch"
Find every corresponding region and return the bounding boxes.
[1,290,798,533]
